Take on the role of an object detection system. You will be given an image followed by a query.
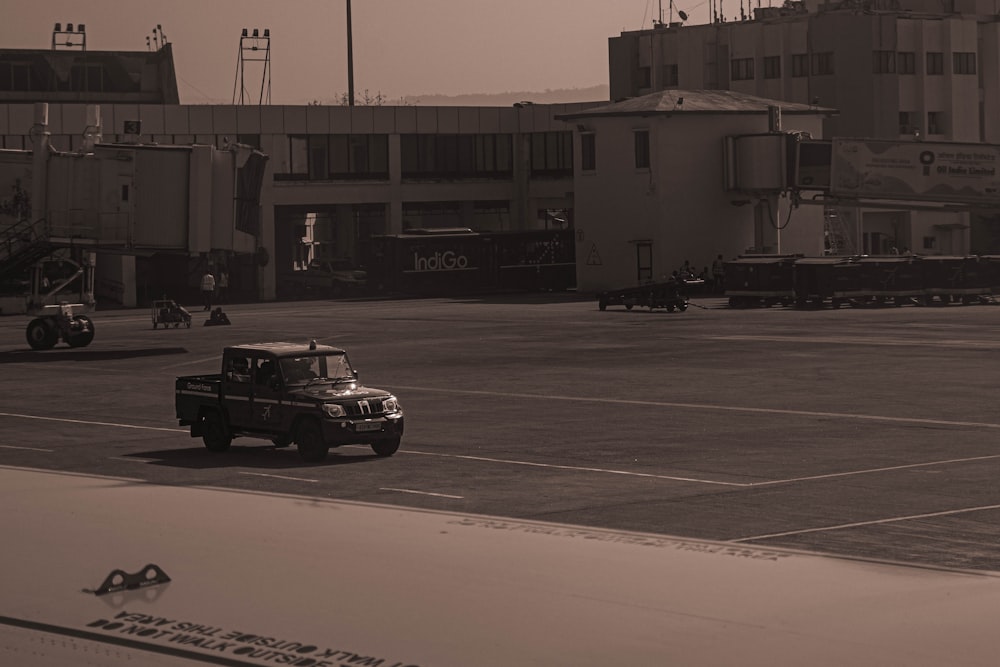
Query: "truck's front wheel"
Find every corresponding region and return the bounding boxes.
[371,437,400,457]
[295,419,328,463]
[201,411,232,452]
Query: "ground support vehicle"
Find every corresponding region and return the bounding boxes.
[175,341,404,462]
[724,255,800,307]
[151,299,192,328]
[597,279,701,312]
[849,256,925,306]
[792,257,860,308]
[279,259,369,299]
[919,255,993,305]
[25,301,95,349]
[365,229,575,296]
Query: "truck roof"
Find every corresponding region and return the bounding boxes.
[224,341,346,357]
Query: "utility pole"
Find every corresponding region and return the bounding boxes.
[346,0,355,106]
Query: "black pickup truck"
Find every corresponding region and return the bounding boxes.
[175,341,404,462]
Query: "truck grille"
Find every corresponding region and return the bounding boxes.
[343,398,384,416]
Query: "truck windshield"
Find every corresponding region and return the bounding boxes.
[279,353,354,385]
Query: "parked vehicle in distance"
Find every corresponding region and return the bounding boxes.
[279,258,368,298]
[175,340,403,462]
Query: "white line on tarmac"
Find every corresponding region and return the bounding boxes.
[4,409,998,489]
[391,385,1000,431]
[380,487,464,499]
[107,456,153,463]
[711,334,1000,349]
[748,454,1000,486]
[732,503,1000,543]
[0,412,186,433]
[403,450,747,487]
[238,472,318,483]
[0,445,53,452]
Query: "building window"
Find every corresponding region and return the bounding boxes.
[927,111,945,135]
[401,133,513,178]
[730,57,755,81]
[530,132,573,176]
[581,133,596,171]
[926,52,943,75]
[634,130,650,169]
[288,136,309,179]
[791,54,809,77]
[810,52,834,76]
[763,56,781,79]
[872,50,895,74]
[899,111,918,135]
[897,51,915,75]
[638,66,651,88]
[664,64,679,86]
[953,52,976,75]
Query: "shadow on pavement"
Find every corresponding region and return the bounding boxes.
[0,347,189,363]
[128,445,380,470]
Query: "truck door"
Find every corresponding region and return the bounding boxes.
[251,356,285,433]
[223,353,255,428]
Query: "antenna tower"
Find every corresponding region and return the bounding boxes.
[232,27,272,105]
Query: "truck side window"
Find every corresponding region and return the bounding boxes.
[256,359,277,387]
[227,357,251,383]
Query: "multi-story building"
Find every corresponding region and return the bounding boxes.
[0,30,589,305]
[608,0,1000,254]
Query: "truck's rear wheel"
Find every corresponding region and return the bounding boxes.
[295,419,328,462]
[201,411,232,452]
[371,437,401,457]
[26,318,58,350]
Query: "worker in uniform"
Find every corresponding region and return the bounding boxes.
[201,270,216,311]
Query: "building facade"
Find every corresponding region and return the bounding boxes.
[0,101,589,304]
[607,0,1000,255]
[559,90,830,292]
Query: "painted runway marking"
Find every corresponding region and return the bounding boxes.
[402,450,747,487]
[749,454,1000,486]
[380,487,464,499]
[711,334,1000,349]
[0,445,53,452]
[391,385,1000,431]
[733,503,1000,543]
[238,472,318,483]
[0,412,186,433]
[107,456,153,463]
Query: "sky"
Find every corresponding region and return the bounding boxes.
[4,0,714,104]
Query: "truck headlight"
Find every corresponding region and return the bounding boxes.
[322,403,345,418]
[383,396,400,413]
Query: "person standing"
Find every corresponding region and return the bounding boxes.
[217,269,229,304]
[712,254,725,294]
[200,270,216,311]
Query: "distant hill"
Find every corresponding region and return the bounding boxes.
[400,84,610,106]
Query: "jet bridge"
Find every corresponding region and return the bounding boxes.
[0,103,267,347]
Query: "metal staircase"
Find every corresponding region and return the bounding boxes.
[0,217,52,282]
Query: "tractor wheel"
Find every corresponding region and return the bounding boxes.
[371,437,401,457]
[26,318,58,350]
[295,419,329,463]
[67,316,95,348]
[201,411,232,452]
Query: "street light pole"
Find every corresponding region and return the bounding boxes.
[346,0,355,106]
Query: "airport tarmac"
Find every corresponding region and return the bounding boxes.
[2,294,1000,664]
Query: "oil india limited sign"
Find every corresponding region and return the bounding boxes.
[830,138,1000,204]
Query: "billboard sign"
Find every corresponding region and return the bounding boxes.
[830,138,1000,203]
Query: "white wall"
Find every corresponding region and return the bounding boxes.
[574,111,826,293]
